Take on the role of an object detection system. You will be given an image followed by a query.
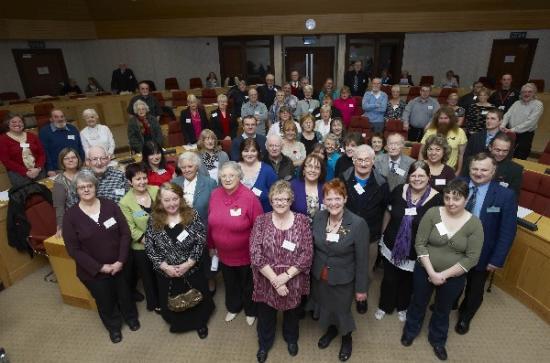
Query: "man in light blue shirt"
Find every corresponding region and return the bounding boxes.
[362,78,388,133]
[402,86,440,142]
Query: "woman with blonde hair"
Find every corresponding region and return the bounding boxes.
[80,108,115,156]
[197,129,229,181]
[210,93,237,140]
[180,94,210,145]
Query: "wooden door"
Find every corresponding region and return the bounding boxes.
[487,39,538,89]
[285,47,334,92]
[12,49,69,98]
[220,46,244,83]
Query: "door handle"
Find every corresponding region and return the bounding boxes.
[310,53,314,86]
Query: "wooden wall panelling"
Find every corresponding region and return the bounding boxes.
[0,19,96,40]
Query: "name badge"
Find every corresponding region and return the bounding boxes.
[252,187,262,196]
[348,103,354,108]
[354,183,365,195]
[315,113,320,118]
[435,178,446,186]
[405,207,417,216]
[177,230,189,241]
[115,188,125,196]
[309,108,314,112]
[67,135,75,140]
[20,143,30,148]
[211,255,219,271]
[326,233,340,242]
[320,203,326,211]
[388,205,392,211]
[427,105,434,110]
[436,222,448,236]
[499,181,509,188]
[103,217,117,229]
[211,112,218,117]
[157,169,167,175]
[230,208,241,216]
[487,206,501,213]
[395,167,406,176]
[361,133,366,137]
[498,105,505,110]
[254,111,260,115]
[282,239,296,252]
[133,210,147,217]
[245,96,249,99]
[185,118,191,123]
[481,110,488,115]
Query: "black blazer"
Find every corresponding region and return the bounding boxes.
[257,84,280,109]
[494,160,523,197]
[463,130,489,167]
[209,108,237,139]
[180,108,210,145]
[344,70,368,96]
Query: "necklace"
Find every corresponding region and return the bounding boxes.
[326,215,343,233]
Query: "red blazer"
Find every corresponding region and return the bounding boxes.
[0,132,46,176]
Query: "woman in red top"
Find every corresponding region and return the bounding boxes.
[141,140,175,186]
[210,94,237,140]
[0,113,46,187]
[333,86,357,128]
[180,94,210,145]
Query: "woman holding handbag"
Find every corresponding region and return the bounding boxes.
[144,182,215,337]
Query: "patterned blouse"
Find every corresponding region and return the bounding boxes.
[465,104,493,135]
[250,213,313,310]
[144,210,206,276]
[384,100,407,121]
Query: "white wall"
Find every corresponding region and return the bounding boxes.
[402,29,550,90]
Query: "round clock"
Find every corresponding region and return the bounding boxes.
[305,18,316,31]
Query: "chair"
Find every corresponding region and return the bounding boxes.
[189,78,203,89]
[0,92,20,102]
[167,120,185,147]
[406,86,421,102]
[220,139,232,154]
[152,92,166,107]
[519,171,550,217]
[351,96,363,116]
[25,194,57,255]
[381,85,392,97]
[437,88,457,104]
[9,99,29,105]
[0,109,9,133]
[409,142,422,160]
[165,77,180,90]
[419,76,434,86]
[33,103,55,129]
[528,79,545,92]
[172,91,188,107]
[538,141,550,165]
[384,119,407,140]
[349,116,371,142]
[201,88,218,104]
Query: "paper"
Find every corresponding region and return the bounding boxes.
[115,188,125,196]
[252,187,262,196]
[517,206,533,219]
[0,191,9,202]
[395,167,406,176]
[326,233,340,242]
[435,179,446,186]
[186,118,191,123]
[211,255,219,271]
[405,207,417,216]
[282,239,296,252]
[103,217,116,229]
[230,208,242,216]
[436,222,448,236]
[37,66,49,75]
[354,183,365,195]
[67,135,75,140]
[504,55,515,63]
[499,181,509,188]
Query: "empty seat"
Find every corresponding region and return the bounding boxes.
[519,170,550,217]
[152,92,166,107]
[349,116,371,142]
[165,77,180,90]
[33,103,55,129]
[25,194,57,255]
[384,119,407,140]
[201,88,218,104]
[409,142,422,160]
[168,120,185,147]
[0,92,20,101]
[419,76,434,86]
[172,91,188,107]
[220,139,232,154]
[406,86,421,102]
[189,78,203,89]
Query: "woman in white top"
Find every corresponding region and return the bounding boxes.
[80,109,116,156]
[281,120,307,168]
[315,104,332,138]
[268,106,302,137]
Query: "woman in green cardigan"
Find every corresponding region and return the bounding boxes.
[119,162,160,312]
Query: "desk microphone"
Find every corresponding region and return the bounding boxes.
[518,207,547,231]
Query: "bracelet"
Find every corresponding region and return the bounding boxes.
[285,271,292,279]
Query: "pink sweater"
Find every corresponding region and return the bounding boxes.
[207,183,264,266]
[334,97,357,127]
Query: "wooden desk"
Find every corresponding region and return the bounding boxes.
[494,212,550,323]
[43,235,96,310]
[514,158,549,175]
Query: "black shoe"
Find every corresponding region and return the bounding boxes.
[433,345,448,361]
[356,300,368,314]
[455,320,470,335]
[256,349,268,363]
[154,307,162,315]
[400,334,413,347]
[318,326,338,349]
[287,343,298,356]
[197,327,208,339]
[127,319,141,331]
[310,311,319,321]
[338,335,352,362]
[132,290,145,302]
[109,330,122,343]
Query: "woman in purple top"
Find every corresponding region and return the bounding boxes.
[290,154,326,223]
[250,180,313,363]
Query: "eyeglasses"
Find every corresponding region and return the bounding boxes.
[220,174,238,180]
[77,183,95,191]
[87,156,109,163]
[271,198,290,204]
[353,157,372,165]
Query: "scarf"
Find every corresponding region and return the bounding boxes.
[202,151,219,170]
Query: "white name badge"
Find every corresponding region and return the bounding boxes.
[254,111,260,115]
[230,208,242,216]
[211,112,218,117]
[177,230,189,242]
[487,206,501,213]
[435,178,446,186]
[210,255,219,271]
[405,207,417,216]
[498,105,505,110]
[326,233,340,242]
[348,103,354,108]
[354,183,365,195]
[245,96,249,99]
[436,222,448,236]
[252,187,262,196]
[20,143,30,148]
[157,169,167,175]
[315,113,321,118]
[481,110,488,115]
[499,181,509,188]
[427,105,434,110]
[103,217,117,229]
[309,108,314,112]
[115,188,125,196]
[362,133,366,137]
[282,239,296,252]
[67,135,75,140]
[185,118,191,123]
[395,167,406,176]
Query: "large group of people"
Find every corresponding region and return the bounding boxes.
[2,66,542,362]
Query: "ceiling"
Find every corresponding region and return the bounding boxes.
[3,0,550,21]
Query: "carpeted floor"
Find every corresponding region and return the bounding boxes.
[1,266,549,363]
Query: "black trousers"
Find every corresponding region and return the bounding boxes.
[131,249,159,310]
[408,126,425,142]
[84,272,138,333]
[378,258,413,313]
[458,269,489,323]
[513,131,535,160]
[403,263,465,347]
[257,303,300,351]
[220,263,257,316]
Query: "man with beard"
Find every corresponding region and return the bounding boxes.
[419,106,467,173]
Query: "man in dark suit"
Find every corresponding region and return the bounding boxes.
[263,134,295,181]
[455,153,517,335]
[462,108,503,166]
[458,81,483,110]
[488,133,524,196]
[230,115,267,161]
[256,74,279,110]
[344,60,368,97]
[111,63,138,94]
[488,74,519,113]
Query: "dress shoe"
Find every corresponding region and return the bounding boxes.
[338,335,352,362]
[256,349,268,363]
[132,290,145,302]
[318,326,338,349]
[455,320,470,335]
[109,330,122,344]
[127,319,140,331]
[310,311,319,320]
[246,316,256,326]
[287,342,298,356]
[356,300,368,314]
[433,345,448,361]
[400,334,413,347]
[197,327,208,339]
[225,312,238,322]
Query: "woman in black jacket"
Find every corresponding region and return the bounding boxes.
[180,94,210,145]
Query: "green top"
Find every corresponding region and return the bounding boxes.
[119,186,159,250]
[415,207,483,272]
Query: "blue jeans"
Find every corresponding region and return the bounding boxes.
[403,263,466,347]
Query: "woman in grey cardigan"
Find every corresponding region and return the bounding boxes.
[196,128,229,182]
[127,100,164,153]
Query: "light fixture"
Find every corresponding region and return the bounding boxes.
[305,18,316,31]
